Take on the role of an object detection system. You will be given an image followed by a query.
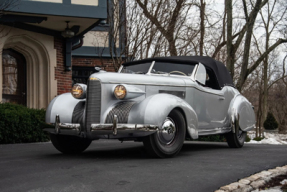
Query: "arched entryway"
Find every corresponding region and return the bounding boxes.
[2,49,27,106]
[0,33,57,109]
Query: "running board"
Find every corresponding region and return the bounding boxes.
[198,127,231,136]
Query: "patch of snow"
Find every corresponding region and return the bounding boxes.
[280,179,287,185]
[251,186,282,192]
[246,131,287,145]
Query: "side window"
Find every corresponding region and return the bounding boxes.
[205,68,221,90]
[195,63,206,85]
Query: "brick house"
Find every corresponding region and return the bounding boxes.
[0,0,125,109]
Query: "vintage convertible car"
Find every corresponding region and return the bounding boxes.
[44,56,255,158]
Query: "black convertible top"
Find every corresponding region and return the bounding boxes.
[123,56,234,88]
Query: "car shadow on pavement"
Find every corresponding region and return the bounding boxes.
[42,141,232,160]
[44,144,150,160]
[181,141,229,152]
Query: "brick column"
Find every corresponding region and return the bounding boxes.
[54,37,72,95]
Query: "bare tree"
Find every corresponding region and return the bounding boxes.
[0,0,19,33]
[0,0,18,15]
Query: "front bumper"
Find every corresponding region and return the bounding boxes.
[44,115,159,138]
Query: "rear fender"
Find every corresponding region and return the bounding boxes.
[45,93,85,123]
[228,95,256,132]
[128,94,198,139]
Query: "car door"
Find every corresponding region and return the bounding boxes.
[191,63,227,130]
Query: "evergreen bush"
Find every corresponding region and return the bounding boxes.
[0,103,49,144]
[245,134,251,142]
[253,137,264,141]
[264,112,279,130]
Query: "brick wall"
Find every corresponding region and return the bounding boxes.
[72,57,116,72]
[54,38,72,95]
[54,37,118,96]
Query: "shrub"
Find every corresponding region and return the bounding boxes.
[245,135,251,142]
[264,112,278,130]
[253,137,264,141]
[0,103,50,144]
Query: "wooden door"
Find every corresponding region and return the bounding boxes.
[2,49,27,106]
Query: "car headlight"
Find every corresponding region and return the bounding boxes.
[71,84,87,99]
[114,85,126,99]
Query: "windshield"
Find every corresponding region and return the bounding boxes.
[152,62,195,76]
[120,62,152,74]
[120,61,195,76]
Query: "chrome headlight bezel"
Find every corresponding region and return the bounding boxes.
[114,85,127,99]
[71,83,87,99]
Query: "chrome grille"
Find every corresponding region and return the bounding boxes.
[72,101,85,124]
[105,101,135,123]
[85,80,101,130]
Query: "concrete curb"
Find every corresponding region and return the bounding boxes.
[215,165,287,192]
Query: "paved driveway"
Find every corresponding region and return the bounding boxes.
[1,140,287,192]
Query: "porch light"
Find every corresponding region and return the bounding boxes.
[61,21,75,38]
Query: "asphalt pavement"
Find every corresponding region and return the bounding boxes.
[0,140,287,192]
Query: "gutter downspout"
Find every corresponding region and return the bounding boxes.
[65,36,84,71]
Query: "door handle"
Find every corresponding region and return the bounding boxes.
[218,97,225,100]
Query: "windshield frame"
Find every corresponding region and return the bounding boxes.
[118,61,154,74]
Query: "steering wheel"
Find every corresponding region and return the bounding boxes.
[169,71,187,76]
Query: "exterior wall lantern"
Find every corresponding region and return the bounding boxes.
[61,21,75,38]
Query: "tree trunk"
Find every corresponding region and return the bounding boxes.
[199,0,205,56]
[225,0,233,77]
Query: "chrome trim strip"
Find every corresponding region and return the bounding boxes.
[198,127,231,136]
[104,82,187,86]
[147,61,155,74]
[103,82,224,96]
[118,65,123,73]
[190,64,199,81]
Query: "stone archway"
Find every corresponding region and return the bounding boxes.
[0,33,57,109]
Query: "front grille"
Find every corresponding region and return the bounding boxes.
[85,80,101,130]
[105,101,135,123]
[72,101,85,124]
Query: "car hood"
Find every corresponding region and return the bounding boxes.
[89,71,187,86]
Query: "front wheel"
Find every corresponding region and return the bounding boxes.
[143,109,186,158]
[50,134,92,154]
[225,122,246,148]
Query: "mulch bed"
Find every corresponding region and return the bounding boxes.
[259,174,287,191]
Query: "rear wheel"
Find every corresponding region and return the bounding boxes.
[50,134,92,154]
[143,109,186,158]
[225,121,246,148]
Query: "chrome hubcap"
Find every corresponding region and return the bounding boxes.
[157,117,176,145]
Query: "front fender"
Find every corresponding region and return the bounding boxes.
[128,93,198,139]
[45,93,85,124]
[228,95,256,132]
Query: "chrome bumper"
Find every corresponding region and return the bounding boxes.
[44,114,158,136]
